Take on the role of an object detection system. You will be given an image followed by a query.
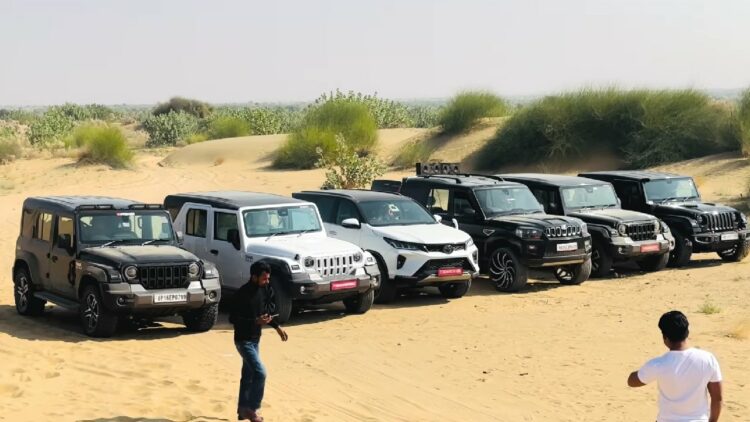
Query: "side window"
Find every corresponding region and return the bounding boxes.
[427,189,450,214]
[335,200,360,225]
[309,196,337,223]
[34,212,53,242]
[185,208,207,238]
[532,188,561,214]
[55,216,75,249]
[21,208,35,238]
[613,181,640,208]
[452,191,478,219]
[214,212,238,241]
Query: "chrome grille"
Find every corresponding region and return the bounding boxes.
[424,243,466,253]
[626,222,657,241]
[138,265,190,290]
[315,254,355,277]
[545,225,581,238]
[705,212,736,232]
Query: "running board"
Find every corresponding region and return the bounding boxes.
[33,292,80,310]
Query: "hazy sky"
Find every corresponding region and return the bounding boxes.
[1,0,749,105]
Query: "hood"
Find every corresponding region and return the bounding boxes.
[371,223,470,244]
[653,201,739,218]
[80,245,198,267]
[569,208,656,227]
[247,235,361,259]
[488,213,583,229]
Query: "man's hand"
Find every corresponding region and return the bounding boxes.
[276,327,289,342]
[256,314,273,325]
[627,371,646,387]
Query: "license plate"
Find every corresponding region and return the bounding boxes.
[640,243,660,253]
[154,292,187,303]
[437,268,463,277]
[331,280,358,291]
[556,242,578,252]
[721,233,739,241]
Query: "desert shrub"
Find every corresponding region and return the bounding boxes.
[49,103,117,121]
[153,97,213,118]
[206,116,250,139]
[439,91,510,134]
[27,108,75,147]
[274,100,378,169]
[313,90,412,128]
[0,126,23,163]
[739,88,750,155]
[316,135,386,189]
[142,111,199,147]
[212,107,288,135]
[68,124,133,168]
[185,133,209,144]
[406,105,442,128]
[0,108,39,124]
[477,88,742,170]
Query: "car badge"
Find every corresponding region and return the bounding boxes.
[483,229,495,236]
[442,244,454,254]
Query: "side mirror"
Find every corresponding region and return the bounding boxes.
[434,215,443,223]
[227,228,241,251]
[176,231,184,244]
[57,234,74,254]
[451,218,459,229]
[341,218,361,229]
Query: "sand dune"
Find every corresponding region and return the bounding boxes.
[0,141,748,421]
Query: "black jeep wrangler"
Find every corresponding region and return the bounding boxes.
[500,174,674,277]
[580,171,749,266]
[372,163,593,292]
[12,196,222,337]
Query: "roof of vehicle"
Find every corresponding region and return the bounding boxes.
[498,173,610,188]
[295,189,408,203]
[23,196,150,214]
[404,174,524,188]
[164,191,306,210]
[578,170,686,182]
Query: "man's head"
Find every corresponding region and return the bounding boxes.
[658,310,689,348]
[250,261,272,287]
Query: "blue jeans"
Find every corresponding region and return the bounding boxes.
[235,341,267,411]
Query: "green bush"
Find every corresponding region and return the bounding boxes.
[477,88,742,170]
[69,124,133,168]
[153,97,213,118]
[27,109,75,147]
[142,111,199,147]
[49,103,117,121]
[0,109,40,125]
[313,90,412,128]
[739,88,750,155]
[274,99,378,169]
[0,126,23,163]
[406,105,442,128]
[211,107,289,135]
[206,116,250,139]
[439,91,510,134]
[316,135,386,189]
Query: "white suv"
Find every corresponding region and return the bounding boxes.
[293,190,479,303]
[165,192,379,322]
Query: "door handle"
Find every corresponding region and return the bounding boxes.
[210,249,219,255]
[51,255,58,263]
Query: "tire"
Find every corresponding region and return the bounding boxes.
[374,258,398,304]
[343,289,374,314]
[638,252,670,272]
[438,279,471,298]
[590,241,613,278]
[13,267,45,316]
[717,240,749,262]
[80,285,118,338]
[488,247,527,292]
[668,232,692,267]
[183,303,218,332]
[554,259,591,285]
[270,277,293,324]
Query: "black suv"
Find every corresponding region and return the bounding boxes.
[500,174,674,277]
[373,164,593,291]
[580,171,749,266]
[12,196,221,337]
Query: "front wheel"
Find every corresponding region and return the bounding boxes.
[590,242,613,278]
[718,241,749,262]
[438,280,471,298]
[183,303,218,332]
[554,259,591,285]
[14,268,46,316]
[374,259,398,304]
[80,285,118,338]
[488,247,527,292]
[270,278,293,324]
[638,252,669,272]
[343,289,374,314]
[668,232,692,267]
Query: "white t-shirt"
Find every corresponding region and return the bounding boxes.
[638,348,722,422]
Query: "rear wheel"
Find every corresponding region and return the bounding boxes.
[718,241,749,262]
[270,277,293,324]
[374,259,398,304]
[14,267,45,316]
[638,252,669,272]
[343,289,374,314]
[590,241,613,278]
[668,232,692,267]
[438,280,471,298]
[554,259,591,285]
[80,285,118,338]
[488,247,527,292]
[183,303,218,332]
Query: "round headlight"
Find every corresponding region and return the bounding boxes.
[304,256,315,267]
[188,263,200,277]
[353,252,363,262]
[618,224,627,236]
[123,266,138,281]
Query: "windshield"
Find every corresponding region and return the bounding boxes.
[78,211,174,244]
[644,178,700,202]
[360,199,436,227]
[474,187,543,216]
[243,205,321,237]
[562,184,618,209]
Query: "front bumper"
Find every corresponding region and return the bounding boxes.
[100,278,221,315]
[609,236,671,260]
[287,270,378,304]
[524,236,592,268]
[690,229,749,252]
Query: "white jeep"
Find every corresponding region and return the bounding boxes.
[293,190,479,302]
[165,192,379,322]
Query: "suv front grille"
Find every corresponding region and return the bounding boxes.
[545,225,581,238]
[626,222,657,241]
[138,265,190,289]
[424,243,466,253]
[705,212,737,232]
[315,255,355,277]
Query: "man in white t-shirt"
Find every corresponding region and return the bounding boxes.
[628,310,723,422]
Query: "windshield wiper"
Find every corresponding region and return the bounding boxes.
[100,239,131,247]
[141,239,170,246]
[296,229,317,237]
[659,196,693,203]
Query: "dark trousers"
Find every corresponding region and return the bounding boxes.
[235,340,267,411]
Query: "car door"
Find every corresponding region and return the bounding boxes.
[27,210,54,292]
[329,199,362,246]
[181,205,210,262]
[209,209,245,290]
[450,189,487,251]
[49,214,77,298]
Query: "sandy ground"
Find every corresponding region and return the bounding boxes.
[0,134,748,421]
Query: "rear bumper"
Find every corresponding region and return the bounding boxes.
[101,278,221,315]
[690,230,748,252]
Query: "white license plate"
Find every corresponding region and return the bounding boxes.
[556,242,578,252]
[721,233,739,241]
[154,293,187,303]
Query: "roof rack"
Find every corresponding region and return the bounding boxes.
[128,204,163,210]
[76,204,115,211]
[465,173,505,182]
